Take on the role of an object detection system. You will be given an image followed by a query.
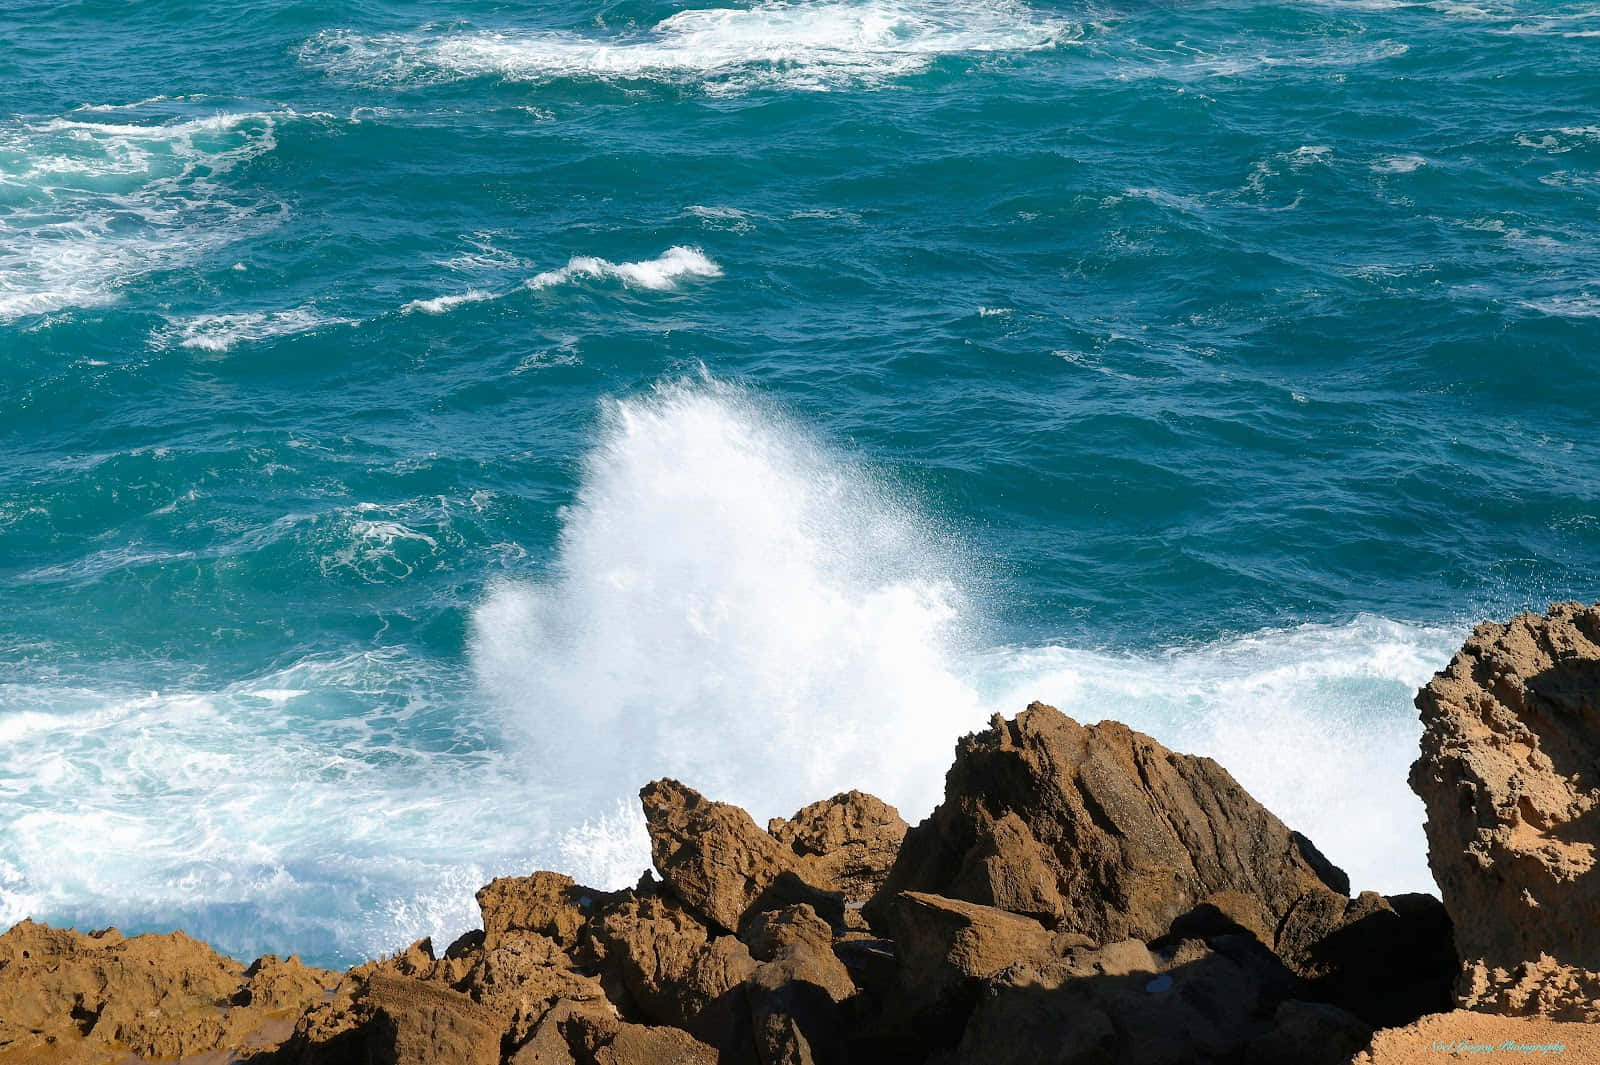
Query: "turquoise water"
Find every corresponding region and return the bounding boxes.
[2,0,1598,967]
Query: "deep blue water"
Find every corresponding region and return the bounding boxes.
[2,0,1597,966]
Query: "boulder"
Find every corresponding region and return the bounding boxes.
[0,919,335,1064]
[590,888,757,1044]
[769,791,909,904]
[741,905,856,1065]
[641,779,844,933]
[1410,602,1600,1018]
[1241,1000,1373,1065]
[597,1022,720,1065]
[865,703,1349,947]
[364,972,504,1065]
[510,998,717,1065]
[877,891,1054,1051]
[289,927,610,1062]
[477,872,616,951]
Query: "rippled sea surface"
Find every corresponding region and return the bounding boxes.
[3,0,1597,965]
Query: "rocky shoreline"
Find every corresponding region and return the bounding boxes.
[3,604,1599,1065]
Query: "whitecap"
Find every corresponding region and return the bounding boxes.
[1373,154,1426,173]
[299,0,1077,95]
[401,289,498,315]
[526,245,722,291]
[155,307,358,353]
[686,205,754,232]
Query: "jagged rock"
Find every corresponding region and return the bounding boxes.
[865,704,1350,949]
[1410,602,1600,1018]
[457,931,611,1043]
[242,953,337,1013]
[511,998,620,1065]
[0,919,335,1064]
[641,779,844,933]
[769,791,909,905]
[741,904,854,1002]
[590,888,757,1044]
[290,928,609,1062]
[1459,953,1600,1023]
[478,872,615,951]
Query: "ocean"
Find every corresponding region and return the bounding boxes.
[2,0,1597,968]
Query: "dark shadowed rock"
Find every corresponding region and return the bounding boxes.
[769,790,909,905]
[1241,1000,1373,1065]
[641,779,845,933]
[1272,890,1456,1027]
[1411,602,1600,1020]
[865,703,1349,948]
[954,933,1338,1065]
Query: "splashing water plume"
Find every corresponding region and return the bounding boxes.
[472,379,986,824]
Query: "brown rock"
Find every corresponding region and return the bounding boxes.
[511,996,717,1065]
[741,904,854,1002]
[1351,1009,1600,1064]
[741,905,856,1065]
[769,791,909,905]
[290,926,608,1062]
[510,998,620,1065]
[1459,953,1600,1023]
[1410,602,1600,1018]
[865,704,1349,948]
[477,872,616,951]
[590,889,757,1044]
[364,972,504,1065]
[0,919,335,1065]
[598,1022,720,1065]
[641,779,844,933]
[879,891,1052,1049]
[456,931,611,1044]
[242,953,337,1014]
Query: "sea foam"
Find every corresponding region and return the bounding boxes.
[0,108,290,322]
[300,0,1076,94]
[156,307,358,352]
